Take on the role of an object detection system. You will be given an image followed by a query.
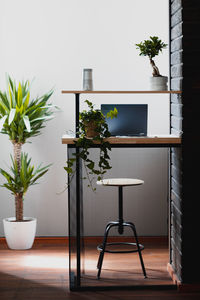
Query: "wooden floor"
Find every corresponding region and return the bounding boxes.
[80,241,174,287]
[1,239,200,300]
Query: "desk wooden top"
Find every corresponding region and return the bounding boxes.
[62,135,181,145]
[61,90,181,94]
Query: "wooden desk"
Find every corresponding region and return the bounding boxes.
[62,134,181,291]
[62,90,182,290]
[62,90,181,94]
[62,135,181,147]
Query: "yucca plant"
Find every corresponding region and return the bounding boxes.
[0,76,54,167]
[0,153,50,221]
[0,75,54,221]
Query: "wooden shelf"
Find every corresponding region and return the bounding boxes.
[62,135,181,145]
[62,90,181,94]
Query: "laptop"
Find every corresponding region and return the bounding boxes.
[101,104,148,136]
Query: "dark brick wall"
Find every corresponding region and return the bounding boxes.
[170,0,183,282]
[170,0,200,283]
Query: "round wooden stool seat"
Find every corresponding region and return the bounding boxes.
[97,178,144,187]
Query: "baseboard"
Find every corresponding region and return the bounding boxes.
[0,235,167,246]
[167,263,200,292]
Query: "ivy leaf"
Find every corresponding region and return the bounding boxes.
[87,162,94,170]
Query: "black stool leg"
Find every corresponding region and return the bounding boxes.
[118,186,124,234]
[97,222,116,279]
[127,221,147,278]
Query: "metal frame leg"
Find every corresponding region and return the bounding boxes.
[127,221,147,278]
[97,222,117,279]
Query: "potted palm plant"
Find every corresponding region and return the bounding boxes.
[65,100,117,191]
[0,76,54,249]
[135,36,168,90]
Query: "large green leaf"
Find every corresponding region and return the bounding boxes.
[23,91,30,110]
[8,85,13,108]
[30,115,52,122]
[0,94,9,113]
[0,115,7,132]
[17,82,22,107]
[8,108,16,125]
[23,115,31,132]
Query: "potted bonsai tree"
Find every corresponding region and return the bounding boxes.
[0,76,54,249]
[135,36,168,90]
[65,100,118,192]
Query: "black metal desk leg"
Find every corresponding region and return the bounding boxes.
[75,93,80,137]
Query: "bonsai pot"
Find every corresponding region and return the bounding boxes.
[149,76,168,91]
[3,217,37,250]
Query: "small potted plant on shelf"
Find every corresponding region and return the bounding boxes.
[64,100,118,191]
[0,76,55,249]
[135,36,168,90]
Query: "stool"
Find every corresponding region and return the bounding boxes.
[96,178,147,279]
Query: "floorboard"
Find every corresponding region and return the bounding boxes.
[0,240,200,299]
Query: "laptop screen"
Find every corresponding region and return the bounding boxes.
[101,104,148,136]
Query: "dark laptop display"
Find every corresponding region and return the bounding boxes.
[101,104,148,136]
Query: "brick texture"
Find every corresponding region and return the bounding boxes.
[170,0,200,284]
[170,0,183,283]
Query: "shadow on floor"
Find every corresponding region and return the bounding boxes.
[1,272,200,300]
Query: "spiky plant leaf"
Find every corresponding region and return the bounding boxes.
[0,115,7,131]
[8,108,16,125]
[0,152,51,196]
[23,115,31,132]
[0,76,54,143]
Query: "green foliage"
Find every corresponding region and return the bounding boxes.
[64,100,118,191]
[135,36,167,59]
[0,152,50,196]
[0,75,55,143]
[105,107,118,120]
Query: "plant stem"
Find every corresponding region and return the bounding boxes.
[13,142,22,171]
[150,58,160,76]
[83,160,96,192]
[13,142,23,221]
[15,193,23,221]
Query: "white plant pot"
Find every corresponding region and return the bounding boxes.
[3,217,37,250]
[149,76,168,91]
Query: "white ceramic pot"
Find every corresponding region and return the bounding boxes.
[3,217,37,250]
[149,76,168,91]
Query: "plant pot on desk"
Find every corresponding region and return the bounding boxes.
[84,121,99,138]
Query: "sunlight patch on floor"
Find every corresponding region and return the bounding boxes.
[22,255,67,269]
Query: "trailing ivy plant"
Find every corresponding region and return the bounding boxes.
[135,36,167,77]
[64,100,118,191]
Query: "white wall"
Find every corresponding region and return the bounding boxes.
[0,0,169,236]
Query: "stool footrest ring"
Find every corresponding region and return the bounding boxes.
[97,242,144,254]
